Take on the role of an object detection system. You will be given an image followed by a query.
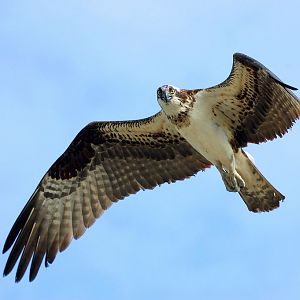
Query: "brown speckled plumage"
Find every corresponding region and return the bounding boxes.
[200,53,300,212]
[205,53,300,148]
[166,89,198,127]
[3,53,300,282]
[3,112,210,282]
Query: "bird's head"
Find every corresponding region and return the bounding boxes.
[156,85,180,104]
[157,84,196,126]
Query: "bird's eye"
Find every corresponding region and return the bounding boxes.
[169,88,176,95]
[157,89,162,97]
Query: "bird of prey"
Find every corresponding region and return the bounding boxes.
[3,53,300,282]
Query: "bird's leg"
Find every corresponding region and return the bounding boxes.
[216,162,237,192]
[216,157,245,192]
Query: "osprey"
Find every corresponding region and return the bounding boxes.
[3,53,300,282]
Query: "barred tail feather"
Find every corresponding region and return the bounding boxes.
[236,150,285,212]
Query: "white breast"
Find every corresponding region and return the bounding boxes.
[177,94,234,170]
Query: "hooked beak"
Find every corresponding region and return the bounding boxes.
[161,92,168,102]
[157,86,169,103]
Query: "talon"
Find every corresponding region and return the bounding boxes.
[216,164,245,193]
[228,173,240,192]
[235,172,245,189]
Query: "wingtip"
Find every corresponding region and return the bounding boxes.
[15,270,25,283]
[14,272,30,283]
[233,52,299,91]
[29,274,37,282]
[233,52,252,62]
[274,78,298,91]
[3,242,11,254]
[3,261,12,279]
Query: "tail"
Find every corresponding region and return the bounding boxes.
[235,150,285,212]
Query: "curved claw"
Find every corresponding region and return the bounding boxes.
[217,164,245,193]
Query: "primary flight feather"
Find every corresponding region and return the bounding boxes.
[3,53,300,282]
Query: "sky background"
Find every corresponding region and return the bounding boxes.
[1,1,300,299]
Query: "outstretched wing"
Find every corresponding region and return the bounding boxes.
[3,112,211,282]
[201,53,300,147]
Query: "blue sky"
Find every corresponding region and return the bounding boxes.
[1,0,300,299]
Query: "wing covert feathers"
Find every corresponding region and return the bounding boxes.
[204,53,300,148]
[4,53,299,282]
[3,112,211,282]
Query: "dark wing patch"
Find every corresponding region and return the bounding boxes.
[3,112,211,282]
[204,53,300,148]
